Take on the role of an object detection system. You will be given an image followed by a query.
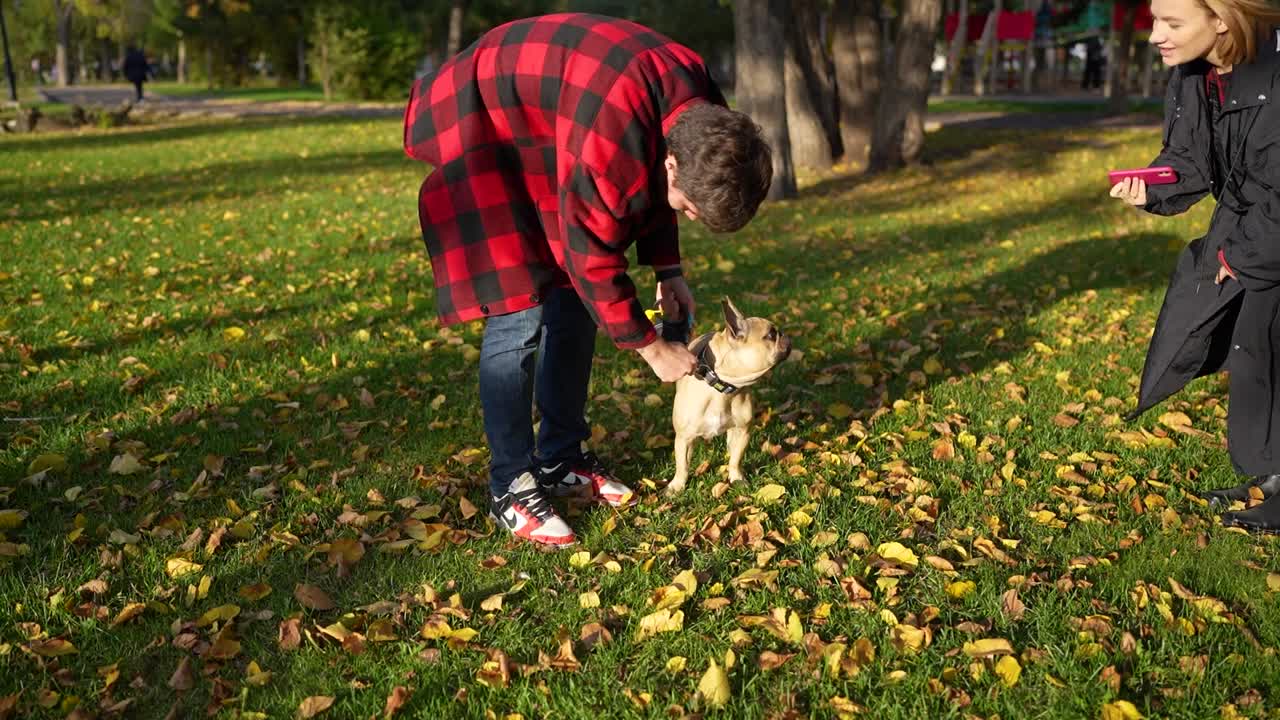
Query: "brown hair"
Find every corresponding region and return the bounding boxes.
[665,104,772,233]
[1199,0,1280,66]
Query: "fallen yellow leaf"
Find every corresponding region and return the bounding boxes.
[994,655,1021,687]
[0,510,27,530]
[754,484,787,503]
[698,659,731,707]
[1100,700,1143,720]
[946,581,976,600]
[876,542,919,568]
[165,557,203,578]
[963,638,1015,658]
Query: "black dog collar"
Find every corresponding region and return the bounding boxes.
[693,341,739,395]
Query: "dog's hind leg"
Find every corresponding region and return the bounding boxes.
[726,426,749,484]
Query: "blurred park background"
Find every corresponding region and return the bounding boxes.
[10,2,1280,719]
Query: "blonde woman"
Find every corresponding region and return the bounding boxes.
[1112,0,1280,533]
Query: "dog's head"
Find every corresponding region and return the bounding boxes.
[710,297,792,381]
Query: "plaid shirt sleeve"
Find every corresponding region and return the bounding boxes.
[560,163,657,349]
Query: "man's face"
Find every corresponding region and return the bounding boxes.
[1150,0,1229,67]
[664,155,699,222]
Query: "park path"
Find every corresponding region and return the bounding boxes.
[37,85,1159,130]
[36,84,402,119]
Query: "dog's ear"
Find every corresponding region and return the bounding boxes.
[722,297,748,340]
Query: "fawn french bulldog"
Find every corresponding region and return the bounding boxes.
[665,298,791,496]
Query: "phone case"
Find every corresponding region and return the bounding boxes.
[1108,166,1178,186]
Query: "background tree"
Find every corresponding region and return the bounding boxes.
[869,0,943,171]
[940,0,968,95]
[832,0,881,166]
[785,0,839,169]
[972,0,1001,95]
[1107,0,1140,112]
[734,0,796,200]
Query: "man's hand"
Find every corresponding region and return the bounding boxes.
[636,338,697,383]
[1109,177,1147,206]
[1216,264,1237,285]
[656,273,696,323]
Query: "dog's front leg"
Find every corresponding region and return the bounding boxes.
[726,426,749,484]
[666,433,695,496]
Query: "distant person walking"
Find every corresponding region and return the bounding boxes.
[1082,36,1105,89]
[31,57,43,86]
[123,47,151,102]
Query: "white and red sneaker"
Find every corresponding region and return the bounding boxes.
[538,452,637,508]
[490,473,576,547]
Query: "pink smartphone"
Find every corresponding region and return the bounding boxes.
[1108,166,1178,186]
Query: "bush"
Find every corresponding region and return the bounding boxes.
[310,4,422,101]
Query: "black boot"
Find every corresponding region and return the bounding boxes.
[1200,474,1280,506]
[1220,493,1280,534]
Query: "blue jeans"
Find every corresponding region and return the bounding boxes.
[479,287,596,497]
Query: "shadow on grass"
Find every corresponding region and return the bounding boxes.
[0,114,397,155]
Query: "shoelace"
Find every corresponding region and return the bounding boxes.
[510,485,556,521]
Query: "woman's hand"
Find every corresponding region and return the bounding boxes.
[1109,177,1147,206]
[1216,264,1237,285]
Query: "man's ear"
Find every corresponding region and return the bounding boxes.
[722,297,748,340]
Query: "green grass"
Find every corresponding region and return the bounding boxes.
[2,115,1278,720]
[927,97,1163,115]
[149,81,329,103]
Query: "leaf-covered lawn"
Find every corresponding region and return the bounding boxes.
[2,116,1278,720]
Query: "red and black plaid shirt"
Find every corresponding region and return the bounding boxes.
[403,13,725,348]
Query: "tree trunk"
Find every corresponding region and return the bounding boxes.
[734,0,796,200]
[973,0,1001,95]
[54,0,71,87]
[795,0,842,162]
[784,1,836,170]
[870,0,943,172]
[940,0,967,95]
[295,10,305,86]
[832,0,881,166]
[1107,1,1138,111]
[177,36,186,84]
[1024,0,1044,92]
[446,0,468,59]
[204,43,212,88]
[320,32,331,100]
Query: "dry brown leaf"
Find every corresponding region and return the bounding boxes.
[1052,413,1079,428]
[580,622,613,651]
[548,626,581,671]
[168,657,194,691]
[383,686,411,718]
[294,584,336,611]
[29,638,77,657]
[1001,588,1026,621]
[278,618,302,650]
[757,651,795,670]
[297,695,334,718]
[77,579,108,596]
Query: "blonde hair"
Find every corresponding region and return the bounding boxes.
[1199,0,1280,65]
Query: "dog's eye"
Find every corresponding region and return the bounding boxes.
[765,329,777,341]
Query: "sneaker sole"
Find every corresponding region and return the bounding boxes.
[488,511,577,547]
